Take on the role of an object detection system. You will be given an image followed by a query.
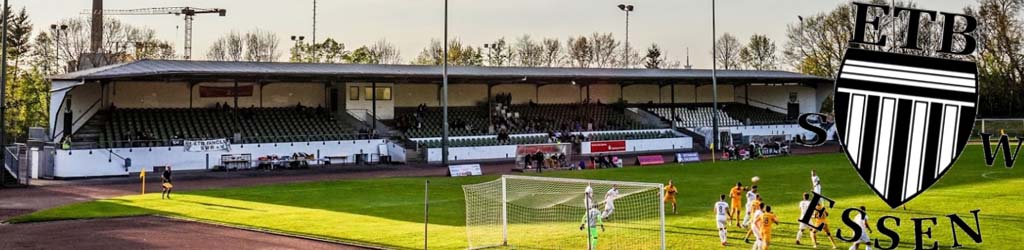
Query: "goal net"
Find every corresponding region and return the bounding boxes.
[463,175,665,249]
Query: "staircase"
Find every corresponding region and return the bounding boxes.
[2,145,28,187]
[675,127,709,152]
[70,111,109,149]
[627,107,672,128]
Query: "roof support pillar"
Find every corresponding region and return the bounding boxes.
[586,85,591,102]
[487,83,493,129]
[372,82,377,135]
[671,82,676,130]
[619,84,624,102]
[188,82,197,109]
[534,84,539,103]
[745,83,750,105]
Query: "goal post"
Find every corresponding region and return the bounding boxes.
[463,175,666,249]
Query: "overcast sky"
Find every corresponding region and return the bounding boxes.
[19,0,983,69]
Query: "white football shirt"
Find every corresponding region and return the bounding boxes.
[715,201,730,220]
[604,188,619,209]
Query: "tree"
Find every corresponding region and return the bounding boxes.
[590,32,621,68]
[244,29,280,62]
[966,0,1024,117]
[514,35,544,67]
[6,7,32,76]
[369,39,402,64]
[28,17,173,72]
[209,30,280,62]
[714,33,742,70]
[346,46,374,64]
[412,38,483,66]
[566,36,593,68]
[3,67,49,142]
[739,34,778,70]
[484,37,514,66]
[541,38,563,67]
[641,43,679,69]
[643,43,665,69]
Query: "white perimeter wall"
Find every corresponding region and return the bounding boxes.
[425,136,693,163]
[54,139,387,178]
[579,137,694,155]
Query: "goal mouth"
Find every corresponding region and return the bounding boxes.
[463,175,666,250]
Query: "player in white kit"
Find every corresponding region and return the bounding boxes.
[749,203,766,250]
[584,184,595,208]
[602,184,619,220]
[850,206,873,250]
[742,186,758,227]
[795,193,812,245]
[714,194,730,246]
[811,170,822,195]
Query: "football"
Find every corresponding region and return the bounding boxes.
[751,176,760,184]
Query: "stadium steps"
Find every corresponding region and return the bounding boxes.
[70,111,110,147]
[626,107,672,128]
[675,127,709,152]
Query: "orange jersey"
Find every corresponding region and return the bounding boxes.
[760,212,778,232]
[665,185,678,199]
[813,204,829,225]
[729,187,743,203]
[749,199,762,212]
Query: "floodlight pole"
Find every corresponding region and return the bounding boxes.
[0,0,8,149]
[710,0,721,154]
[441,0,450,166]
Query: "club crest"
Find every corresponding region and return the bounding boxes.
[834,48,978,208]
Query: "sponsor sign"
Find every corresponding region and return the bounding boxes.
[676,152,700,163]
[449,164,483,177]
[590,140,626,153]
[199,85,254,98]
[184,139,231,152]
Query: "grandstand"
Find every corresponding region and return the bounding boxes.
[40,60,830,178]
[644,102,796,128]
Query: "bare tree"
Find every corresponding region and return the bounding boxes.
[739,34,778,70]
[369,39,402,64]
[567,36,593,68]
[590,32,621,68]
[32,17,175,71]
[541,38,563,67]
[514,35,544,67]
[714,33,742,70]
[207,31,245,61]
[244,29,280,62]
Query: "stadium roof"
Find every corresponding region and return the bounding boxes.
[50,60,832,86]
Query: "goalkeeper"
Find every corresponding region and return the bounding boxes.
[579,204,606,249]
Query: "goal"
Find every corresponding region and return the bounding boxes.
[463,175,665,249]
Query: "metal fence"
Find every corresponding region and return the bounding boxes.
[973,118,1024,140]
[3,144,29,186]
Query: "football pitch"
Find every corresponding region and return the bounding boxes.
[11,146,1024,249]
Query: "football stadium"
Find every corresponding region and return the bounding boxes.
[2,1,1023,250]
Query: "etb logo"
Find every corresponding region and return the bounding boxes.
[822,2,980,208]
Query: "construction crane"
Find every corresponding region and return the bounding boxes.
[82,7,227,60]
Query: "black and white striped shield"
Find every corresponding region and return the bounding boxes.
[834,48,978,208]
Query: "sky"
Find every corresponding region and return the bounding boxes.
[18,0,983,69]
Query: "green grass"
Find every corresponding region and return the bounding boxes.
[11,146,1024,249]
